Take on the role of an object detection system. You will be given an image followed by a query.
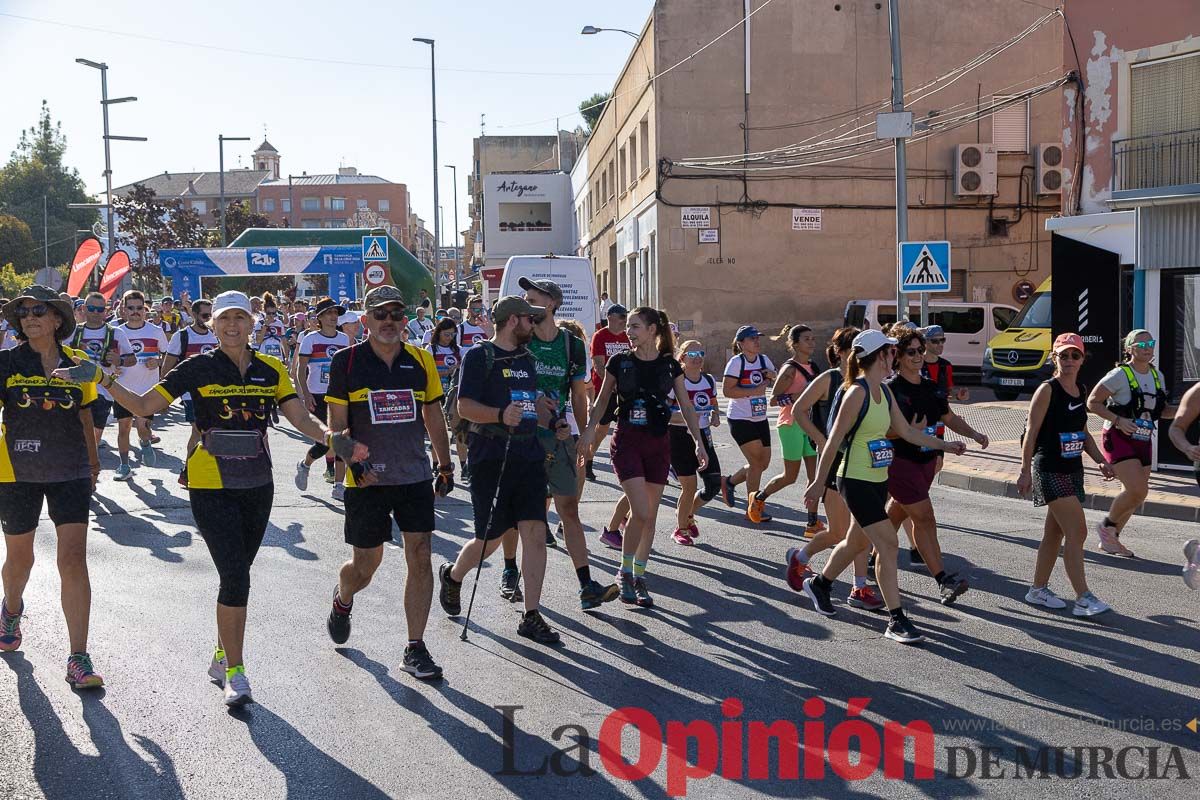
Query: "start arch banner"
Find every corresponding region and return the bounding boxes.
[158,245,363,301]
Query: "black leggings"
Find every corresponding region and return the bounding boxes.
[189,484,274,607]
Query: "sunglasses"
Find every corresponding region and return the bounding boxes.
[685,350,705,358]
[15,304,51,318]
[927,338,946,345]
[1130,339,1156,349]
[1058,350,1084,361]
[904,346,927,356]
[370,308,407,321]
[85,305,106,313]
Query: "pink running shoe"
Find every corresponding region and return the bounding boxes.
[1095,521,1123,555]
[65,652,104,690]
[847,585,885,611]
[672,528,694,546]
[784,548,813,592]
[599,527,623,550]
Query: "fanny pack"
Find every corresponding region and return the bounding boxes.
[203,430,263,459]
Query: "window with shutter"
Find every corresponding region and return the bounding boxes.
[1131,53,1200,138]
[991,97,1029,153]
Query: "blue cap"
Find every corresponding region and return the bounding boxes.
[735,325,761,341]
[922,325,945,338]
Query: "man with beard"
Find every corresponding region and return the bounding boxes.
[438,296,561,645]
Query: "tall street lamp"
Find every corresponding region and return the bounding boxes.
[218,135,250,246]
[413,37,441,305]
[75,58,144,287]
[580,25,639,38]
[444,163,460,288]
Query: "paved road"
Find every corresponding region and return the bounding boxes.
[1,404,1197,799]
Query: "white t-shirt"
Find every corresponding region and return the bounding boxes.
[1100,364,1166,427]
[74,324,133,401]
[117,322,169,394]
[407,316,434,341]
[723,353,776,421]
[165,326,219,403]
[669,373,718,430]
[254,317,288,360]
[298,330,351,396]
[458,321,487,349]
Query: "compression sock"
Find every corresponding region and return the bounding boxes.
[620,554,634,575]
[575,565,592,588]
[504,557,518,572]
[632,559,648,578]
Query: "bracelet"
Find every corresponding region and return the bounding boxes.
[497,407,505,425]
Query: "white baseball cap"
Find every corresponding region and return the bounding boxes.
[852,329,898,357]
[211,291,253,319]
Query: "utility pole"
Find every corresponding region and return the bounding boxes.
[445,164,461,289]
[414,37,441,307]
[887,0,917,324]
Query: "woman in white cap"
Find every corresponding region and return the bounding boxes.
[1018,333,1114,616]
[1087,329,1176,557]
[800,329,964,644]
[57,290,367,706]
[722,325,776,524]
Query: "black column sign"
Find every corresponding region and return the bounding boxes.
[1051,233,1122,390]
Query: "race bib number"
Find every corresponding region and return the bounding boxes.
[263,341,284,359]
[920,425,939,453]
[868,438,894,468]
[1059,432,1085,458]
[368,389,416,424]
[319,363,330,387]
[629,399,649,426]
[511,389,537,421]
[749,396,767,419]
[1131,418,1154,442]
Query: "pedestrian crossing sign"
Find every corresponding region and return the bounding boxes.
[362,236,388,262]
[898,240,951,293]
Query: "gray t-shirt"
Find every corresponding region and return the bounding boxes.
[1100,365,1166,426]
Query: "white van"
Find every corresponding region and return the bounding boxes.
[843,299,1019,377]
[499,255,599,335]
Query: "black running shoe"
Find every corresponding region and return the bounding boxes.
[884,612,926,644]
[909,547,926,570]
[438,563,461,616]
[867,552,877,583]
[517,610,561,645]
[326,587,352,644]
[802,576,836,617]
[499,567,523,602]
[633,577,654,609]
[938,573,969,606]
[546,527,557,547]
[401,643,443,680]
[580,579,619,610]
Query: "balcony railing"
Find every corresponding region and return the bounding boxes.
[1112,128,1200,193]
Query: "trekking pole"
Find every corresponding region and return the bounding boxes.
[460,432,513,642]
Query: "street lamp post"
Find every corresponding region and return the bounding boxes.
[75,58,143,288]
[413,37,441,307]
[580,25,639,38]
[444,164,461,289]
[218,135,250,246]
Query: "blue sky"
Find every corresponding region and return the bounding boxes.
[0,0,654,242]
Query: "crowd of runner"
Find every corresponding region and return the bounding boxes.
[0,281,1196,706]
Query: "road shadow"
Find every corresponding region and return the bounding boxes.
[262,521,318,561]
[90,494,192,563]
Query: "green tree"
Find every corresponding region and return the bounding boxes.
[165,199,208,247]
[0,214,38,272]
[579,92,610,134]
[212,200,272,246]
[0,262,39,297]
[0,101,95,266]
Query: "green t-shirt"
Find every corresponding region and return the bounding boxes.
[527,329,587,404]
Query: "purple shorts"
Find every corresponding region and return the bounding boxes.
[611,425,671,485]
[1100,427,1152,467]
[887,456,938,506]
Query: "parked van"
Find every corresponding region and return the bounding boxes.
[498,255,599,335]
[843,299,1019,378]
[982,278,1052,400]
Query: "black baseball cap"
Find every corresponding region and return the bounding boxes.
[518,276,563,306]
[607,303,628,317]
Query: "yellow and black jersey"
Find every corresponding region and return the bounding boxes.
[0,343,98,483]
[155,349,298,489]
[326,341,442,487]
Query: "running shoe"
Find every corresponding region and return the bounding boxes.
[517,610,560,645]
[500,567,523,603]
[327,587,352,644]
[938,573,970,606]
[884,612,925,645]
[1095,521,1123,555]
[65,652,104,690]
[114,463,132,481]
[848,585,885,611]
[0,600,22,652]
[1024,586,1067,609]
[294,460,310,491]
[746,492,772,524]
[579,580,620,610]
[585,461,597,482]
[784,548,812,592]
[223,666,253,706]
[802,576,836,617]
[909,547,926,571]
[331,483,345,502]
[139,440,157,468]
[323,465,336,484]
[633,577,654,608]
[599,527,623,550]
[1184,539,1200,591]
[672,528,694,546]
[1072,592,1111,617]
[617,572,637,604]
[438,563,462,616]
[546,526,557,547]
[804,519,826,538]
[720,475,736,508]
[149,434,161,445]
[208,648,227,685]
[401,642,443,680]
[686,521,700,540]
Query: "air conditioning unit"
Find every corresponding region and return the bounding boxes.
[954,143,998,196]
[1034,142,1064,195]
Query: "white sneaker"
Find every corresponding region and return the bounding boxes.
[1072,592,1111,617]
[294,460,310,491]
[331,483,345,502]
[1024,586,1067,609]
[208,652,227,685]
[223,668,253,706]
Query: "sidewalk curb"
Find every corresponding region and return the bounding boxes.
[937,470,1200,523]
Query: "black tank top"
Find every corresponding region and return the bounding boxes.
[1034,378,1089,473]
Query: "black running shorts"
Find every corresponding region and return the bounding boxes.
[0,479,92,534]
[344,481,435,548]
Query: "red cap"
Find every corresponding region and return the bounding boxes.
[1052,332,1085,354]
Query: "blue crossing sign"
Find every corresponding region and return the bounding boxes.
[362,235,388,262]
[898,240,951,293]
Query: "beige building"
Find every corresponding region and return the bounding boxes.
[581,0,1065,361]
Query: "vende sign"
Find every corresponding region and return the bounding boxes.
[792,208,822,231]
[681,207,711,229]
